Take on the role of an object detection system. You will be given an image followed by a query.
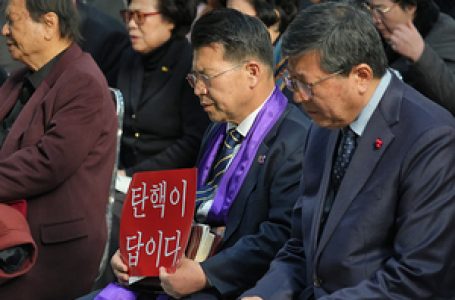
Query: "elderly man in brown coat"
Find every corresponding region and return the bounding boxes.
[0,0,117,298]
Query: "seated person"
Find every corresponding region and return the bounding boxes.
[96,0,209,287]
[364,0,455,114]
[0,0,117,298]
[242,2,455,299]
[117,0,208,176]
[98,0,210,287]
[93,8,310,300]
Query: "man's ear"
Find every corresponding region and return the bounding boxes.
[244,60,262,88]
[41,12,59,41]
[350,63,374,94]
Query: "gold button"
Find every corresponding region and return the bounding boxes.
[134,132,140,138]
[161,66,169,72]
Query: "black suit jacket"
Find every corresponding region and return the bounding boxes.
[243,75,455,299]
[117,38,209,175]
[187,103,310,299]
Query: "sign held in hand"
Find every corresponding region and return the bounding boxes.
[119,168,197,277]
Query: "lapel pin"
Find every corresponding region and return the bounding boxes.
[257,155,266,164]
[374,138,383,150]
[161,66,169,72]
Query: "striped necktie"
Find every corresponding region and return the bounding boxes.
[196,128,244,212]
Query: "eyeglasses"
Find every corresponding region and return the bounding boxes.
[362,1,397,16]
[284,70,343,98]
[186,63,244,89]
[120,9,160,25]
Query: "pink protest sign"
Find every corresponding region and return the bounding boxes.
[119,168,197,277]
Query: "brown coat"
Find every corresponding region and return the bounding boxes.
[0,44,117,299]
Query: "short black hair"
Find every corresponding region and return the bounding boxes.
[158,0,196,38]
[253,0,298,34]
[191,8,274,71]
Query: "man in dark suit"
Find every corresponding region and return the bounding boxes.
[0,0,117,299]
[110,8,310,299]
[242,2,455,299]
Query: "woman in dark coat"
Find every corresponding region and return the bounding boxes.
[96,2,209,287]
[117,0,209,177]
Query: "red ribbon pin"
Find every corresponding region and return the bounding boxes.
[374,138,383,150]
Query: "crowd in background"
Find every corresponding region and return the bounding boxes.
[0,0,454,299]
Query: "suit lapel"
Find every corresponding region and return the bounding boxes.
[0,75,24,120]
[1,45,82,155]
[309,129,339,256]
[223,106,288,241]
[302,127,338,282]
[224,143,268,241]
[4,82,50,138]
[315,76,404,256]
[0,79,23,157]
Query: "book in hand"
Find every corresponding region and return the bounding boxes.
[185,223,223,262]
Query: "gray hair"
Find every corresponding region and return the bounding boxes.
[282,1,387,77]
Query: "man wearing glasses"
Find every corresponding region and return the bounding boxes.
[110,8,310,299]
[363,0,455,115]
[242,2,455,299]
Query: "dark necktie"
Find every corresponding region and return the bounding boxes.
[331,127,357,194]
[320,127,357,233]
[196,128,244,207]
